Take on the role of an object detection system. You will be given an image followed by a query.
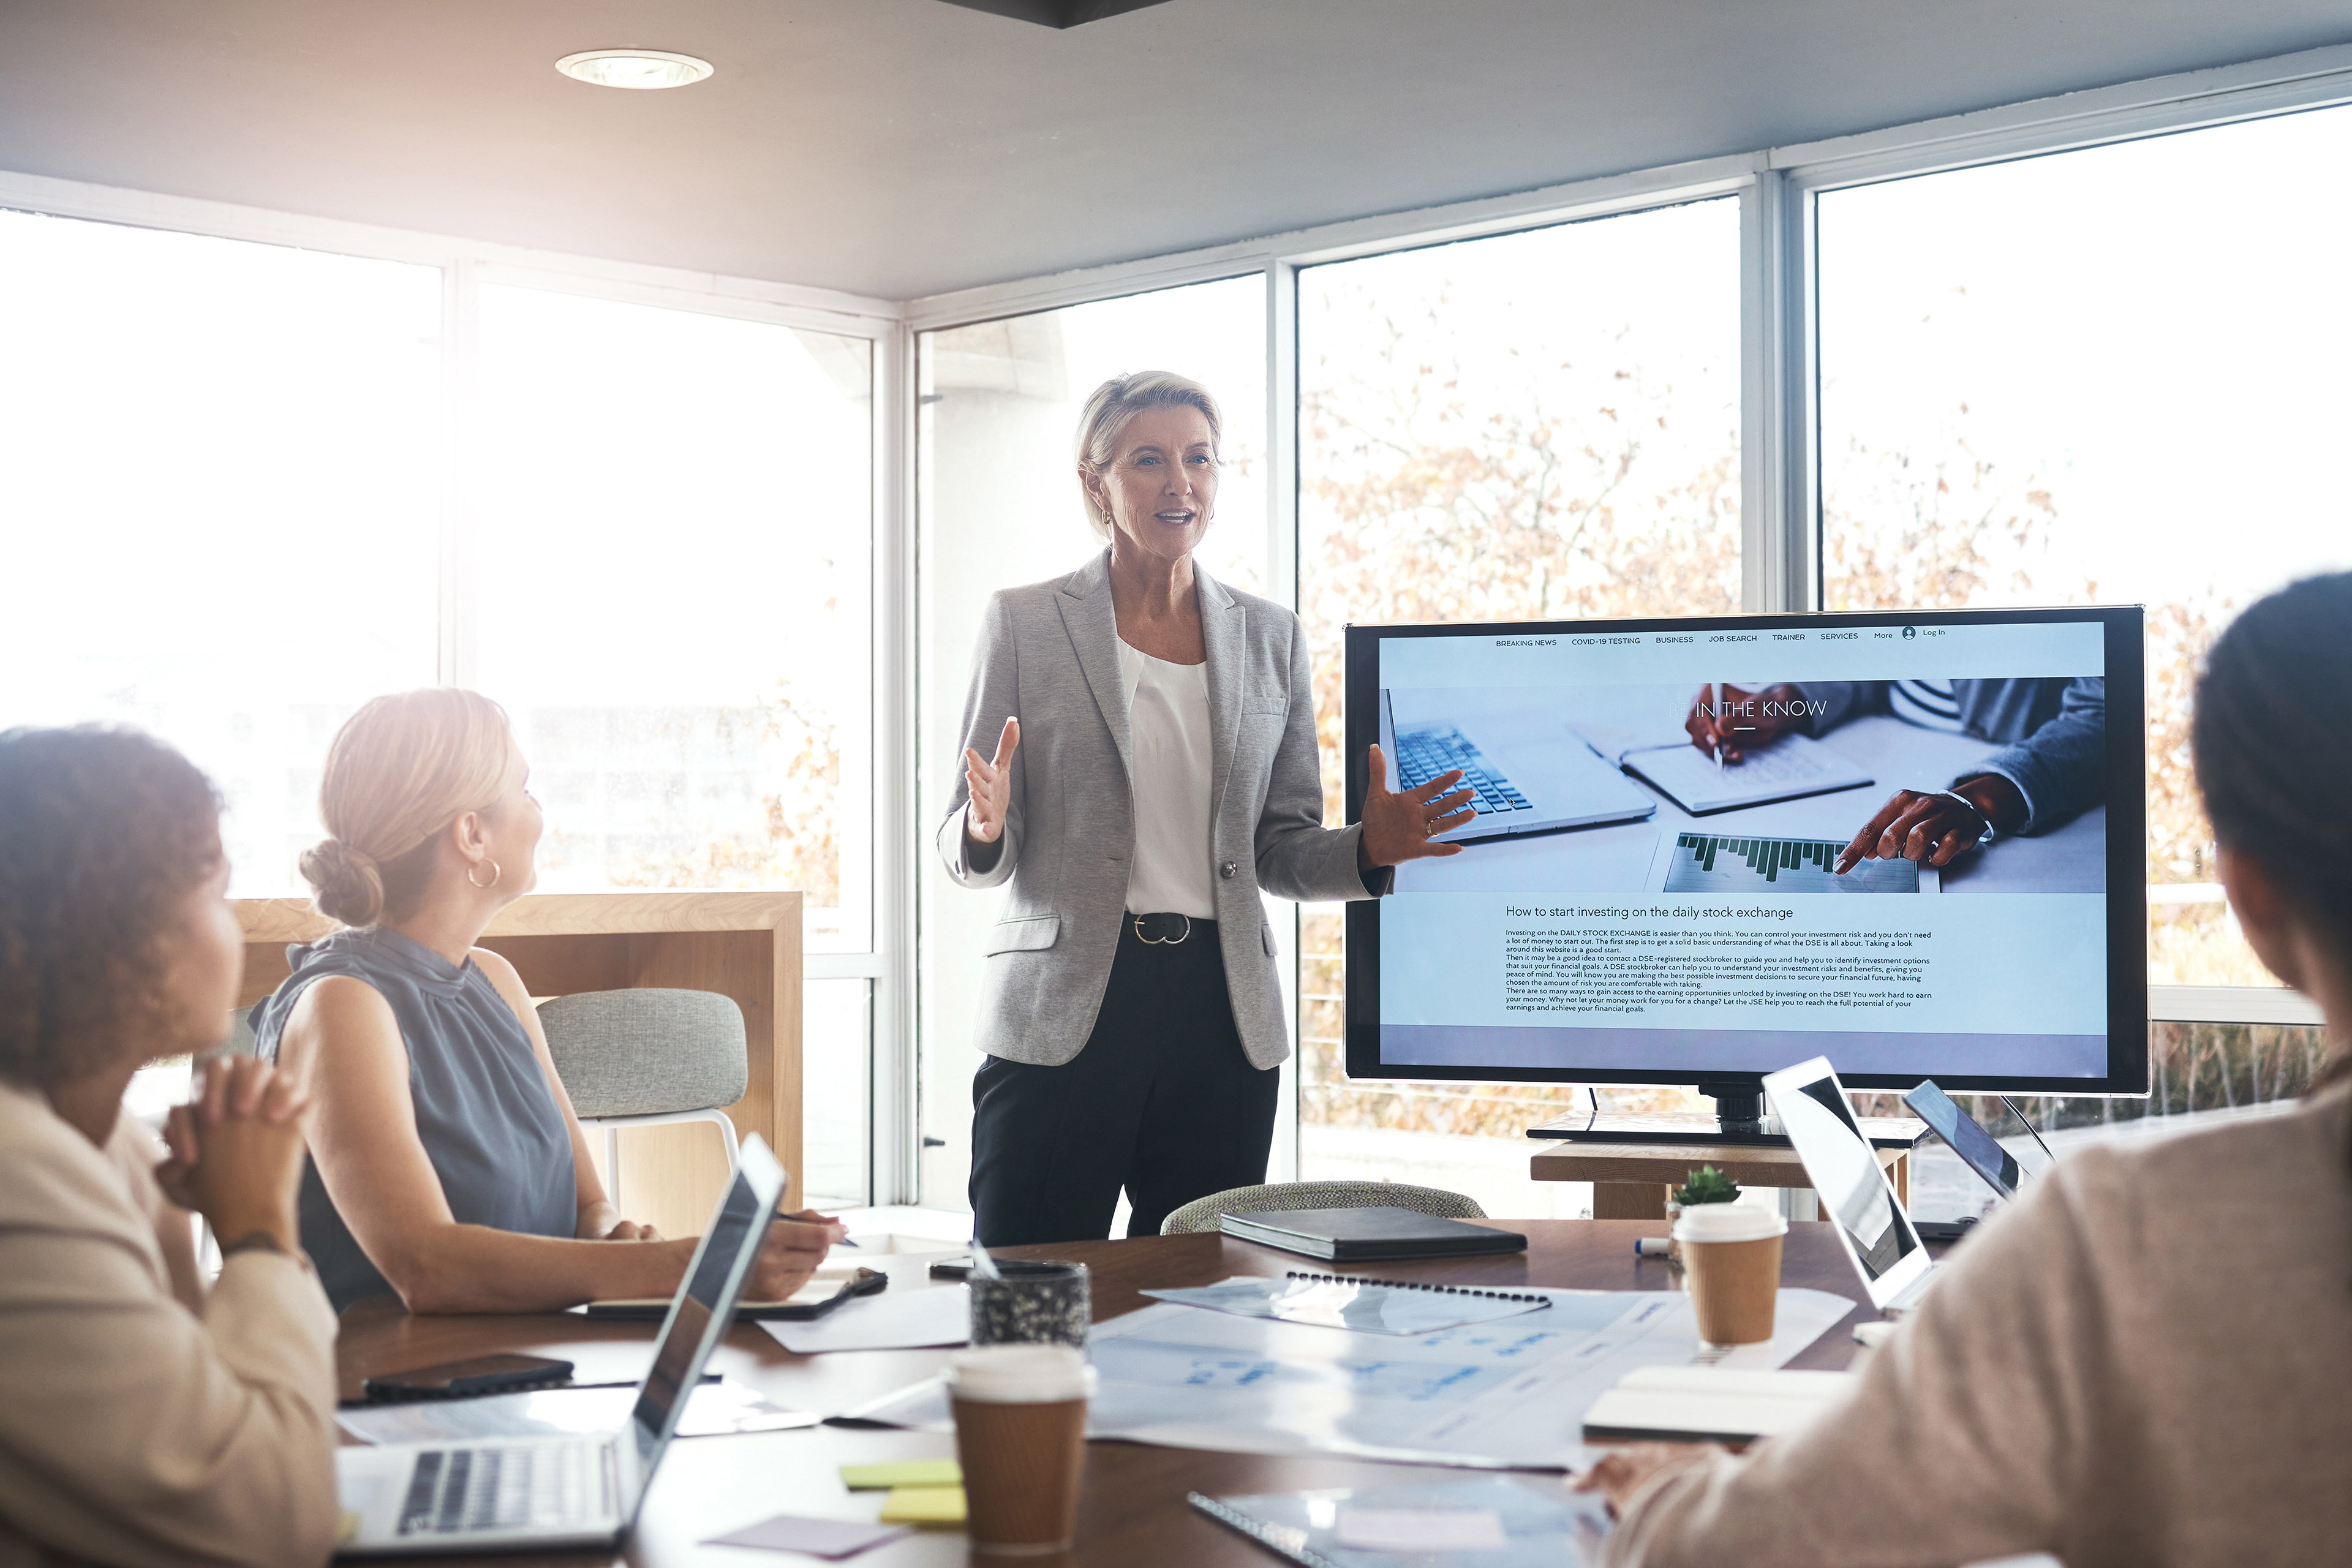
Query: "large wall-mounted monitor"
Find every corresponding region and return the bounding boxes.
[1342,606,2147,1118]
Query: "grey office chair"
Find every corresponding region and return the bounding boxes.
[536,989,747,1195]
[1160,1179,1487,1235]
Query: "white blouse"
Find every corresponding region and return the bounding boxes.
[1115,638,1218,919]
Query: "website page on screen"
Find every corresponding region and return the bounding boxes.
[1375,618,2107,1080]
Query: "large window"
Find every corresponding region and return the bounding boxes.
[1819,105,2352,993]
[0,210,442,892]
[915,276,1269,1211]
[2,211,883,1208]
[470,283,874,946]
[1295,200,1743,1215]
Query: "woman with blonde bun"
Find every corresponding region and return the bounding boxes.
[252,689,842,1314]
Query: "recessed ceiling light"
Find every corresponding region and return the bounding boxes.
[555,50,714,90]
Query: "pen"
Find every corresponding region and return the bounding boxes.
[1711,681,1723,772]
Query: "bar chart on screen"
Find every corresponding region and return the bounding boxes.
[1646,832,1940,895]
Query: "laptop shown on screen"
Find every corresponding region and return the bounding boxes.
[1376,688,1655,843]
[1763,1058,1939,1316]
[334,1136,789,1556]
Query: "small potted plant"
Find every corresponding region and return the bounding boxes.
[1670,1164,1743,1212]
[1656,1166,1743,1262]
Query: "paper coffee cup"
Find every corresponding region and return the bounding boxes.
[943,1344,1097,1556]
[1672,1205,1787,1347]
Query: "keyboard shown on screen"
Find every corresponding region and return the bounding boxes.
[1394,728,1532,819]
[1651,832,1939,895]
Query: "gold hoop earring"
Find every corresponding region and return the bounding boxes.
[467,859,502,890]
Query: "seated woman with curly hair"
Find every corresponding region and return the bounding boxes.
[0,726,337,1567]
[252,688,839,1314]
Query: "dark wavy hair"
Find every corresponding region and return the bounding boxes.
[2192,572,2352,951]
[0,726,224,1090]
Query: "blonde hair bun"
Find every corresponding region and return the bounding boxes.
[299,839,386,927]
[308,689,525,927]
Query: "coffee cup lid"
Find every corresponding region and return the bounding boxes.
[943,1344,1096,1403]
[1671,1204,1789,1243]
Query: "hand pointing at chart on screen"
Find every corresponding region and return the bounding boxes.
[1835,774,2030,873]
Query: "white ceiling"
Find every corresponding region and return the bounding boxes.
[2,0,2349,301]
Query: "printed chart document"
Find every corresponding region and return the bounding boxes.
[849,1286,1852,1470]
[1143,1275,1549,1336]
[1618,734,1872,816]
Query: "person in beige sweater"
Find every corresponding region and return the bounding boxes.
[1585,570,2352,1567]
[0,726,339,1568]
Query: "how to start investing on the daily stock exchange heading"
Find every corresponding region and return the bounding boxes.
[1507,905,1798,923]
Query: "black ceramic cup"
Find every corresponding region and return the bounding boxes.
[968,1259,1091,1348]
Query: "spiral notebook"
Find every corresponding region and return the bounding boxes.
[1189,1477,1609,1567]
[1143,1272,1551,1336]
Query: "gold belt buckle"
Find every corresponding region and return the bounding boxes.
[1132,913,1191,945]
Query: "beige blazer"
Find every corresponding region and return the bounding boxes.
[0,1081,340,1568]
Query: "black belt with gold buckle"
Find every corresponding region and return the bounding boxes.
[1129,912,1203,945]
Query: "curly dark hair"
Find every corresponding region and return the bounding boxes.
[0,726,224,1090]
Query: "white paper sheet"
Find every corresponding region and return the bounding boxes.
[760,1283,971,1354]
[850,1287,1853,1471]
[335,1378,815,1444]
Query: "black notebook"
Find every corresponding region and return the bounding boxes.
[1218,1206,1527,1262]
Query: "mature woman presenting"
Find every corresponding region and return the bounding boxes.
[943,371,1472,1245]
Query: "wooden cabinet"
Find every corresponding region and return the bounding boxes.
[235,891,802,1237]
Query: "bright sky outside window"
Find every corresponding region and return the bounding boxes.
[470,283,873,947]
[1818,103,2352,990]
[0,209,442,897]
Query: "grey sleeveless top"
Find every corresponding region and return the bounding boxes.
[249,927,577,1313]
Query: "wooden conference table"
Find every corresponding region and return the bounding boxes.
[338,1221,1890,1567]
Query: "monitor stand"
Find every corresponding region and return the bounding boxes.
[1527,1081,1924,1150]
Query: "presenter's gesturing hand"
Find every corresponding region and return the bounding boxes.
[1358,744,1479,868]
[963,717,1020,845]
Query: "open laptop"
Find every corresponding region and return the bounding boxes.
[1378,690,1655,843]
[335,1136,789,1556]
[1763,1058,1937,1317]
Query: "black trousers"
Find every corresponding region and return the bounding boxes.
[968,918,1278,1246]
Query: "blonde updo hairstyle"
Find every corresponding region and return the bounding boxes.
[1072,371,1223,540]
[298,689,527,928]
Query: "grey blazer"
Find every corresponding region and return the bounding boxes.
[938,550,1374,1070]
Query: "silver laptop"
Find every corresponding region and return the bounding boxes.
[1763,1058,1938,1317]
[334,1136,789,1556]
[1379,690,1656,843]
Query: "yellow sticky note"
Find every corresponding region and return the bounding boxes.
[878,1485,967,1526]
[840,1459,962,1490]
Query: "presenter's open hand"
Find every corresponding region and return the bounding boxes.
[1575,1442,1716,1517]
[1835,774,2027,873]
[1685,682,1804,763]
[1358,744,1478,868]
[963,717,1020,845]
